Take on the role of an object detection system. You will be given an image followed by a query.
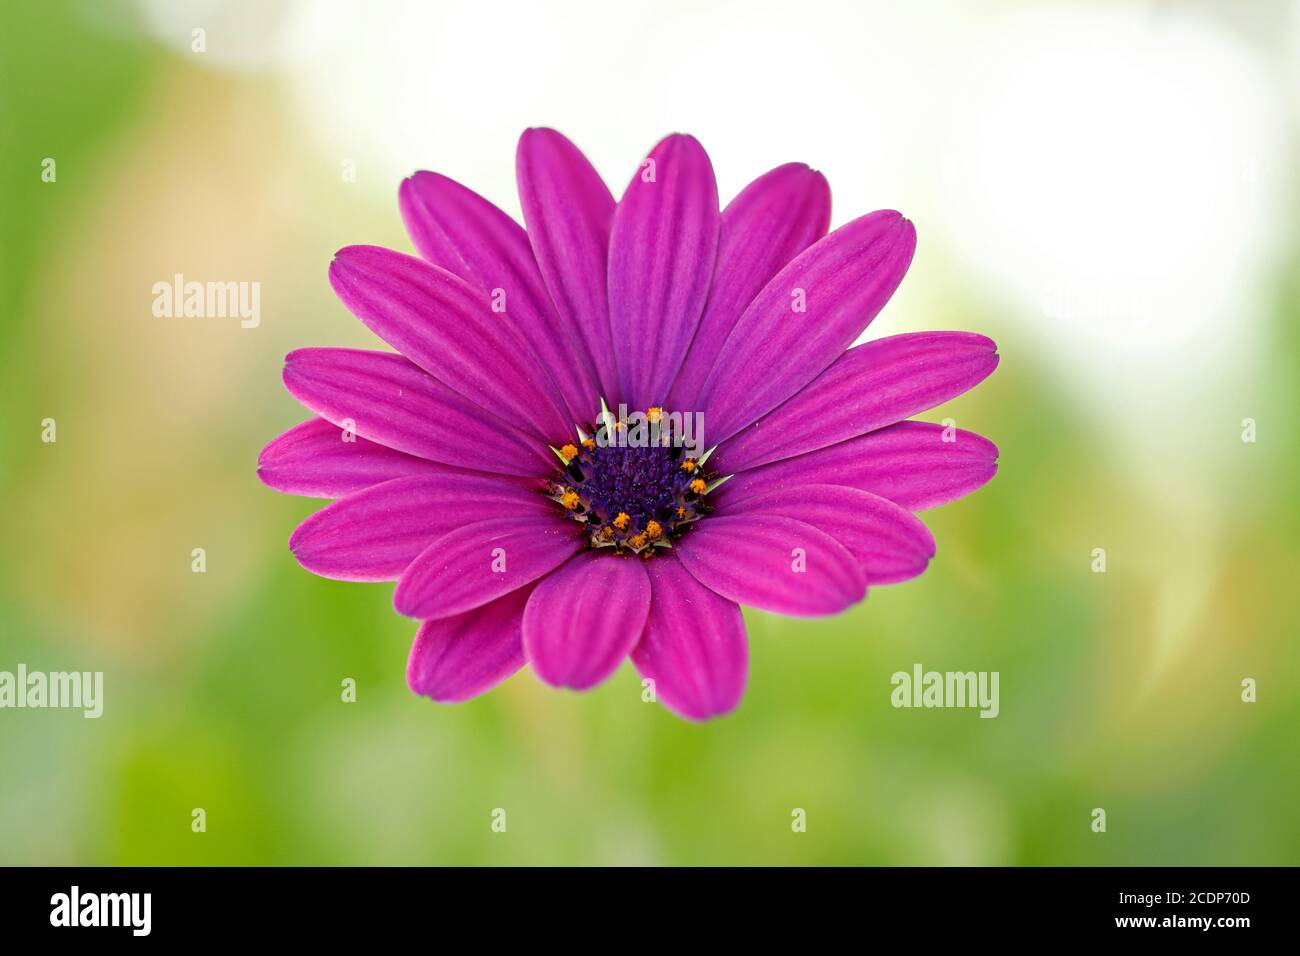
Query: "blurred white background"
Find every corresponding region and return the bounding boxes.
[131,0,1298,472]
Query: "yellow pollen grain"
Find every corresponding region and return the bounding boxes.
[645,520,663,539]
[675,506,686,519]
[646,407,663,423]
[560,490,580,510]
[600,526,615,540]
[612,512,631,531]
[582,437,596,450]
[629,533,648,548]
[689,478,707,495]
[680,459,697,473]
[559,443,579,462]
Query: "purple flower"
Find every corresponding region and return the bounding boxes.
[257,129,998,721]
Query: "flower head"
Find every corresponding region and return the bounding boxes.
[257,129,999,720]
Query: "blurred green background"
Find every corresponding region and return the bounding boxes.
[2,0,1297,865]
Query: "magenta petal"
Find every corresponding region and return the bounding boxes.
[517,128,620,404]
[399,171,600,423]
[522,551,650,690]
[697,210,916,442]
[675,514,865,617]
[721,420,999,512]
[257,417,443,499]
[394,516,584,620]
[289,473,551,582]
[667,163,831,410]
[282,347,551,478]
[607,133,720,409]
[406,584,535,703]
[721,483,935,585]
[631,555,747,721]
[718,331,999,472]
[328,245,570,440]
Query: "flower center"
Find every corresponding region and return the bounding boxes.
[548,405,725,555]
